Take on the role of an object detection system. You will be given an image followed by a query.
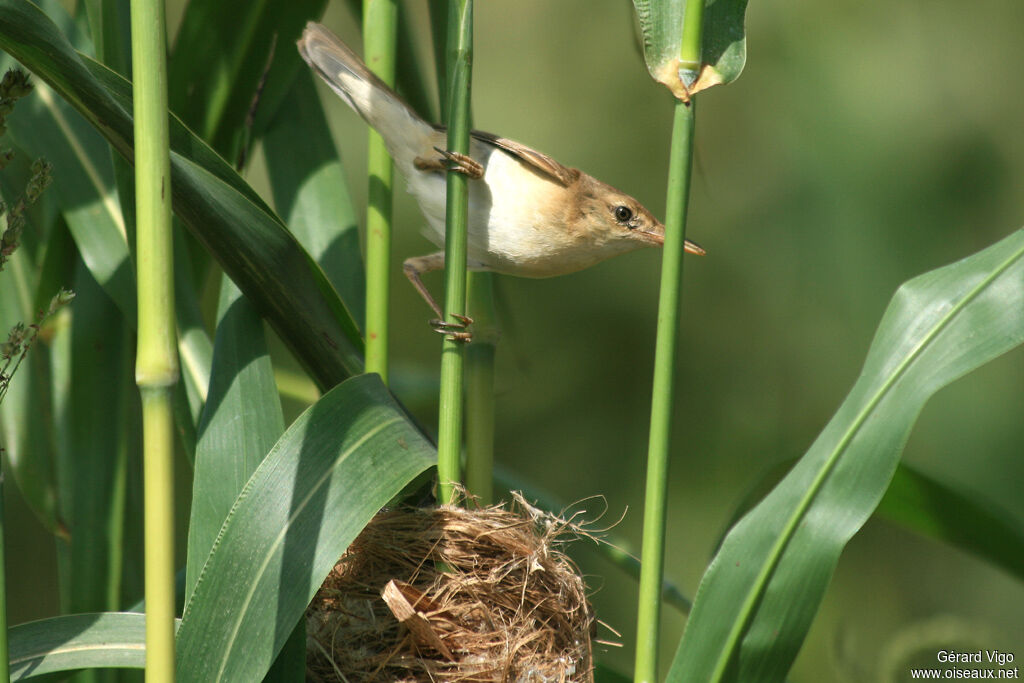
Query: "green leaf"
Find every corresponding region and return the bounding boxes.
[0,0,365,387]
[55,260,132,616]
[877,463,1024,582]
[632,0,749,97]
[2,50,135,327]
[169,0,327,157]
[185,277,284,600]
[9,612,162,678]
[175,374,436,683]
[668,228,1024,682]
[164,152,363,385]
[185,277,297,681]
[2,0,134,328]
[0,223,61,536]
[725,456,1024,585]
[8,2,215,467]
[81,0,131,77]
[264,71,365,329]
[171,231,213,461]
[262,618,305,683]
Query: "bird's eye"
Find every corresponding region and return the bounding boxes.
[614,205,634,224]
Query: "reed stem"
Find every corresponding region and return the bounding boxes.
[436,0,474,505]
[130,0,177,678]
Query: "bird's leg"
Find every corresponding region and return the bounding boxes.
[402,252,445,318]
[402,251,474,342]
[413,146,484,179]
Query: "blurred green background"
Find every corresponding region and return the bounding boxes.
[6,0,1024,681]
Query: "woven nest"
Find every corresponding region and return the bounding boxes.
[306,494,597,682]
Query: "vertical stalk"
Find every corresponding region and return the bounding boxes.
[635,4,704,681]
[363,0,398,384]
[436,0,473,505]
[130,0,177,680]
[428,2,497,505]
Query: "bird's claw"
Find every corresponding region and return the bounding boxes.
[429,313,474,342]
[433,147,484,179]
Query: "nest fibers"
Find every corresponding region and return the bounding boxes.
[306,494,599,682]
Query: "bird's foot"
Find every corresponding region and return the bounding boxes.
[429,313,474,342]
[415,147,483,179]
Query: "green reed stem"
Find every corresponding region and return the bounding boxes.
[436,0,473,505]
[635,1,704,674]
[363,0,398,384]
[130,0,177,679]
[428,1,496,506]
[635,94,697,683]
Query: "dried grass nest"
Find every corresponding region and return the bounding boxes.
[306,493,600,682]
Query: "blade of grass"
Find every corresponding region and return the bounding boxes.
[668,228,1024,681]
[185,277,295,680]
[168,0,327,157]
[722,458,1024,583]
[81,0,130,77]
[262,620,305,683]
[635,0,704,677]
[175,375,436,682]
[171,230,212,461]
[264,71,365,329]
[5,64,212,463]
[185,277,284,600]
[876,463,1024,580]
[0,206,62,536]
[436,0,473,505]
[58,263,131,622]
[129,0,176,678]
[2,68,135,324]
[9,613,161,678]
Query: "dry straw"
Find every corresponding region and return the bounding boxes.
[307,493,598,682]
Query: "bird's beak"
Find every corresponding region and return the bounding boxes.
[637,223,707,255]
[684,238,706,255]
[635,222,666,247]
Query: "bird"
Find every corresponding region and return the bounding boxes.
[297,22,704,340]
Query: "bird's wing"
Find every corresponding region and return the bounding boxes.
[469,130,580,186]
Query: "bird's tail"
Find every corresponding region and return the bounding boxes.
[297,22,434,167]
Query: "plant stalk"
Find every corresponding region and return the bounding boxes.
[130,0,177,679]
[635,0,705,669]
[634,5,705,678]
[427,1,497,506]
[436,0,473,505]
[363,0,398,384]
[634,93,697,683]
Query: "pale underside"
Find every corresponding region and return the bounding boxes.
[395,131,645,279]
